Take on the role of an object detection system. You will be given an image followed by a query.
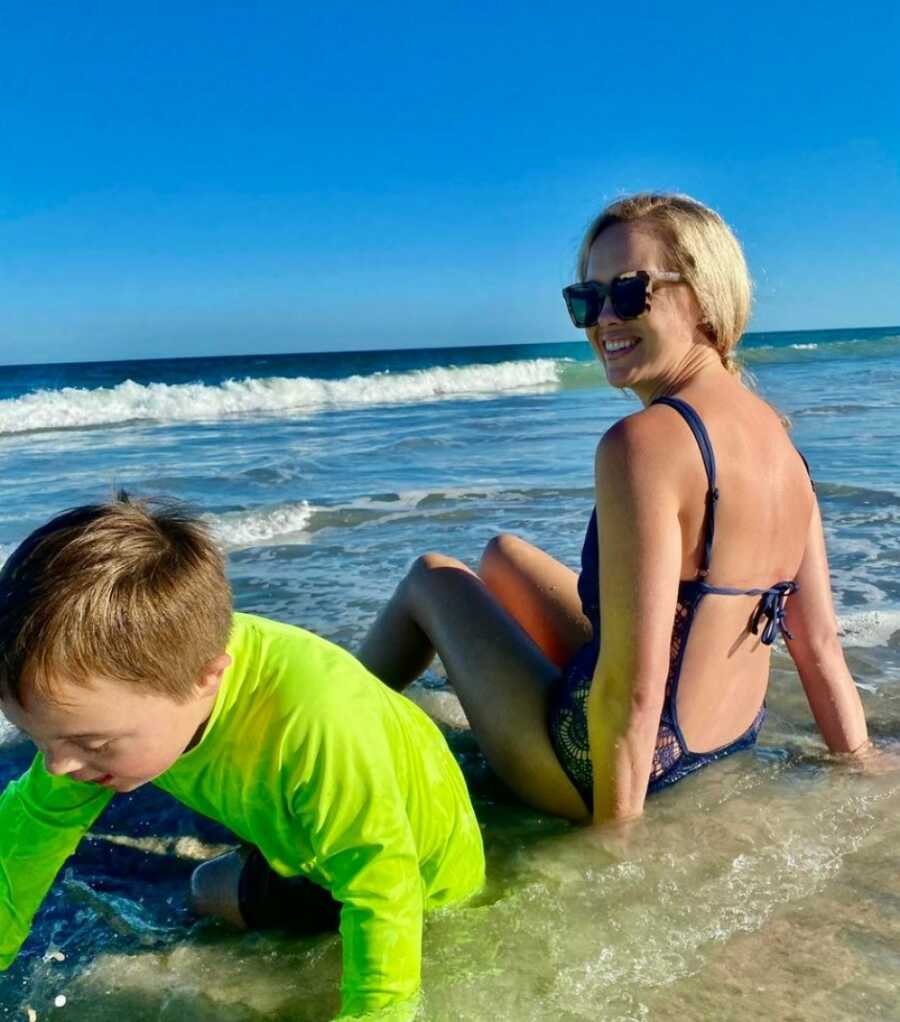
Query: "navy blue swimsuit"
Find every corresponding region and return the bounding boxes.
[549,396,806,806]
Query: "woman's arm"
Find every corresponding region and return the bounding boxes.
[785,500,869,754]
[587,414,684,825]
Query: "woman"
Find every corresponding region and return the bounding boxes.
[358,192,871,825]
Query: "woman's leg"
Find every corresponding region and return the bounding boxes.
[359,533,588,687]
[357,551,590,821]
[478,534,591,668]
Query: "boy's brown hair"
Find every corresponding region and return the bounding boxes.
[0,494,232,706]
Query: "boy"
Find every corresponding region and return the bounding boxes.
[0,496,484,1020]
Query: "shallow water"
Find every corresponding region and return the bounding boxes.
[3,683,897,1022]
[1,329,898,1020]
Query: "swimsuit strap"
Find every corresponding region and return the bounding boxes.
[797,450,817,492]
[749,580,798,644]
[652,396,719,577]
[700,579,798,645]
[650,396,801,644]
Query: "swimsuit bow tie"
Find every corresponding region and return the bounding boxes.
[749,581,798,645]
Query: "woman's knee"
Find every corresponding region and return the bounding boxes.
[405,551,472,600]
[411,550,467,576]
[479,533,527,582]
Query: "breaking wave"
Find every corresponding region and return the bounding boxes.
[0,359,566,436]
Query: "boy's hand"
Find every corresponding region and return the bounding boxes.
[333,992,420,1021]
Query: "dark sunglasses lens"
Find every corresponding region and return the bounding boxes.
[565,286,601,328]
[609,276,649,319]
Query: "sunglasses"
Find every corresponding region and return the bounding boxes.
[562,270,682,329]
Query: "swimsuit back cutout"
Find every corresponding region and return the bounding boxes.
[550,396,809,806]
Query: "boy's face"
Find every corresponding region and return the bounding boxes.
[0,656,230,793]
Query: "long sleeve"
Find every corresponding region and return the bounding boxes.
[153,613,483,1020]
[0,753,113,969]
[292,710,424,1020]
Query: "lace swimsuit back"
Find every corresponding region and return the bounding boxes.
[549,396,803,806]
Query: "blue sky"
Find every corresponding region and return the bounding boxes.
[1,2,898,365]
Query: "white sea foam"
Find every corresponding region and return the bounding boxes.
[0,719,24,749]
[204,501,315,549]
[5,519,900,647]
[202,487,558,550]
[0,540,23,749]
[836,609,900,647]
[0,359,564,436]
[742,334,900,367]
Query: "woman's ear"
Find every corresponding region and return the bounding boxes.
[698,319,717,342]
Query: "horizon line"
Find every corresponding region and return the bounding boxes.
[2,323,898,371]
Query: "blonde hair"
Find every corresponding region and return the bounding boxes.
[576,193,752,374]
[0,494,232,705]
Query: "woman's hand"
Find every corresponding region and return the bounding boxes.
[844,740,900,776]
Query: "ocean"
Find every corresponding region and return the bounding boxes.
[1,326,898,1020]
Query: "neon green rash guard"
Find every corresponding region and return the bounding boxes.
[0,613,485,1019]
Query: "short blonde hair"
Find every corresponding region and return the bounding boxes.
[576,193,752,374]
[0,494,232,705]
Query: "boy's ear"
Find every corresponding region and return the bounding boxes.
[197,653,232,695]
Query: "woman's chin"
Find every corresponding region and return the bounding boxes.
[603,365,636,390]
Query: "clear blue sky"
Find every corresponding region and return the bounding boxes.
[1,1,898,365]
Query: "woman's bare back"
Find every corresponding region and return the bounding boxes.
[649,378,816,751]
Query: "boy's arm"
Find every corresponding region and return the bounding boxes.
[293,714,424,1020]
[321,816,423,1020]
[0,753,113,968]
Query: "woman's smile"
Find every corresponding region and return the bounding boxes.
[601,333,642,359]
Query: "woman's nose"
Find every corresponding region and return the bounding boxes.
[595,293,620,324]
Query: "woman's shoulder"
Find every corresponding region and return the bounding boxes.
[642,384,813,509]
[630,384,794,454]
[594,405,692,495]
[595,386,797,499]
[597,400,708,465]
